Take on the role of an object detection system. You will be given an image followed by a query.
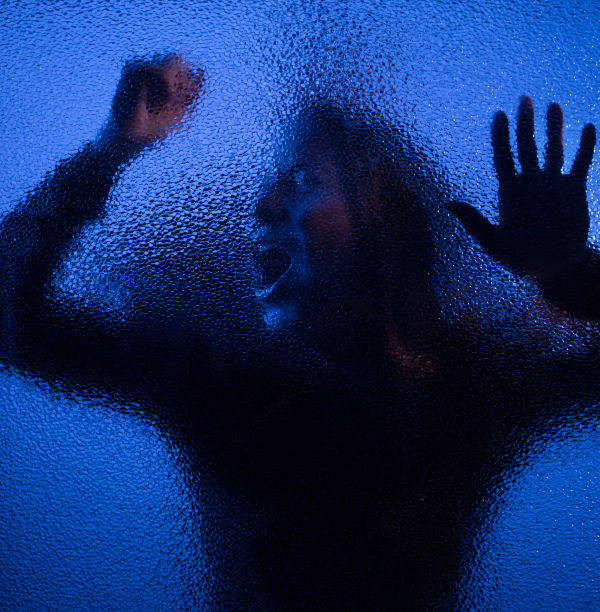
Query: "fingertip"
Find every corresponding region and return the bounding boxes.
[445,200,480,224]
[518,95,533,110]
[517,96,535,125]
[572,123,597,179]
[445,202,497,249]
[445,200,468,214]
[547,101,563,121]
[491,110,509,138]
[446,201,473,229]
[583,122,597,145]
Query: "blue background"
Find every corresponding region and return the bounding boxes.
[2,1,600,609]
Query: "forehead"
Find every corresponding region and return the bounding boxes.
[277,127,341,171]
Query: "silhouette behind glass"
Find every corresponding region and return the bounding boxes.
[2,56,600,610]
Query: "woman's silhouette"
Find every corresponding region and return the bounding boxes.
[2,56,599,610]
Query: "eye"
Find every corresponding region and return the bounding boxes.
[286,165,320,194]
[292,167,308,187]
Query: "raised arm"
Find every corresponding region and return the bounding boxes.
[0,55,203,377]
[447,97,600,319]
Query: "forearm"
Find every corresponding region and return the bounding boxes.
[0,139,128,358]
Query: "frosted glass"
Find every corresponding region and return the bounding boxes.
[2,1,600,609]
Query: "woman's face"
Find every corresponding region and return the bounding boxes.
[252,130,359,331]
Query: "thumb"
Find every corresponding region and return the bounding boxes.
[446,201,498,252]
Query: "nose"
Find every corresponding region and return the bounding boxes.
[254,183,287,225]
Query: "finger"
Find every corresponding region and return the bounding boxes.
[571,123,597,181]
[112,61,169,119]
[141,67,170,112]
[516,96,539,172]
[544,102,564,174]
[446,201,498,253]
[173,64,205,106]
[111,60,147,121]
[491,111,516,181]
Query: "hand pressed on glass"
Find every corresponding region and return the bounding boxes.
[100,54,204,157]
[448,96,596,284]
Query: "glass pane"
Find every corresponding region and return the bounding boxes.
[2,1,600,609]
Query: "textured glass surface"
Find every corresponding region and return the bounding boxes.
[2,1,600,610]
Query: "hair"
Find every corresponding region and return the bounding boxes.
[282,99,448,376]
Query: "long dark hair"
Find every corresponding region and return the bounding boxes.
[282,99,447,375]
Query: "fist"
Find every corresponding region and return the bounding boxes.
[106,54,204,153]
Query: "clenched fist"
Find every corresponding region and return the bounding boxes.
[100,54,204,156]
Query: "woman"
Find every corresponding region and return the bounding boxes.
[2,55,598,609]
[0,54,450,609]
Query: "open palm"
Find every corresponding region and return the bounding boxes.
[448,97,596,283]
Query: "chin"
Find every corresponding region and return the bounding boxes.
[260,300,299,331]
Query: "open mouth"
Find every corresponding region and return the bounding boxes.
[254,246,292,291]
